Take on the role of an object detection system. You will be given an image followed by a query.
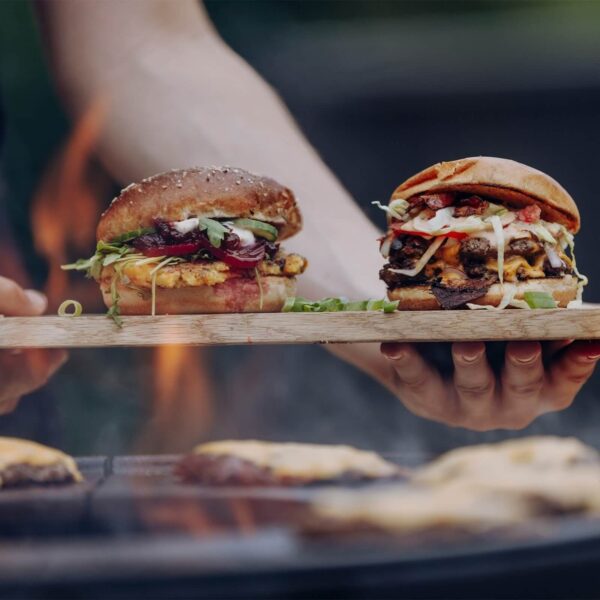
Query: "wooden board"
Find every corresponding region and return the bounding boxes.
[1,308,600,348]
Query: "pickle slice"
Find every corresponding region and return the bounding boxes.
[232,218,278,242]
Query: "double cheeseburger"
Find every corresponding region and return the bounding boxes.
[65,167,307,318]
[377,157,586,310]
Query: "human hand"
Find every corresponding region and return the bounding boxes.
[381,340,600,431]
[0,277,68,415]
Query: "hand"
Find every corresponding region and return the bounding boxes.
[0,277,68,415]
[381,340,600,431]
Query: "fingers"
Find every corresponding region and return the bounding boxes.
[499,342,544,428]
[0,349,68,415]
[543,341,600,411]
[0,277,47,316]
[452,342,496,424]
[381,343,456,424]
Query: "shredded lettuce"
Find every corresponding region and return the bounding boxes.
[489,215,505,284]
[282,297,398,313]
[387,237,445,277]
[372,199,409,221]
[466,285,516,311]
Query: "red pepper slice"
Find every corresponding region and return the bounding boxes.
[390,224,468,240]
[140,242,202,257]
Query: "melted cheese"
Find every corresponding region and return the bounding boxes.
[311,436,600,533]
[415,436,600,514]
[103,254,307,289]
[416,437,598,486]
[312,482,531,532]
[0,437,82,487]
[194,440,399,480]
[486,255,546,281]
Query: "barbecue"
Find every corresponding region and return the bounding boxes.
[2,446,600,599]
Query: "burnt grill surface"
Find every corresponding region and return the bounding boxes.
[2,453,600,599]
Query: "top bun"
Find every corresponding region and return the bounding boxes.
[392,157,580,233]
[97,167,302,242]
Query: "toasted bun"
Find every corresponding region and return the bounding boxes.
[392,157,579,232]
[101,276,296,315]
[97,167,302,242]
[388,276,578,310]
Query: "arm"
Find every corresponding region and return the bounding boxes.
[35,0,600,429]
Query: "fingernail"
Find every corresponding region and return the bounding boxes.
[24,290,47,313]
[586,353,600,361]
[461,351,482,363]
[509,342,540,364]
[381,343,406,361]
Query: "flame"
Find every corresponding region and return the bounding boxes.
[30,98,108,309]
[29,96,216,454]
[135,346,215,454]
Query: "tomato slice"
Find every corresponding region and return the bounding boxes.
[140,242,202,257]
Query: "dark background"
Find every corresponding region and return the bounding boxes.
[1,0,600,456]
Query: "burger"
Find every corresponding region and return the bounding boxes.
[64,167,307,321]
[376,157,587,310]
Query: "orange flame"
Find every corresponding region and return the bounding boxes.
[30,98,108,309]
[136,346,215,454]
[30,96,216,455]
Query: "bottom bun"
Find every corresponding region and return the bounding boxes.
[388,276,578,310]
[101,276,296,315]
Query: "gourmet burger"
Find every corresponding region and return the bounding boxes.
[376,157,587,310]
[64,167,307,320]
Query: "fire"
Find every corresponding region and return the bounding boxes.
[135,346,215,454]
[29,96,216,454]
[30,98,108,310]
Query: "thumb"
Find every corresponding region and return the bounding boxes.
[0,277,47,316]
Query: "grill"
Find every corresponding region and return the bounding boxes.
[3,453,600,599]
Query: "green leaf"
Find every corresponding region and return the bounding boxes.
[282,297,398,313]
[102,253,124,267]
[383,300,399,313]
[107,276,124,327]
[198,217,228,248]
[110,227,155,244]
[523,291,557,309]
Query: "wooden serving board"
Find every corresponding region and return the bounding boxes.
[1,308,600,348]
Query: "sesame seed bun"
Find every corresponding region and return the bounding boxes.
[388,276,578,310]
[392,157,579,233]
[101,276,297,315]
[97,167,302,242]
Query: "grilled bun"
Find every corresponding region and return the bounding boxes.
[388,276,578,311]
[97,167,302,242]
[101,276,296,315]
[392,157,579,232]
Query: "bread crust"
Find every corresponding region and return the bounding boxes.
[388,276,578,310]
[101,275,296,314]
[97,167,302,242]
[392,157,579,232]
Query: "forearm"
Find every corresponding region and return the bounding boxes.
[36,0,383,301]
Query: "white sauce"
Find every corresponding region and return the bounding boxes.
[173,217,200,234]
[172,218,256,247]
[224,223,255,246]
